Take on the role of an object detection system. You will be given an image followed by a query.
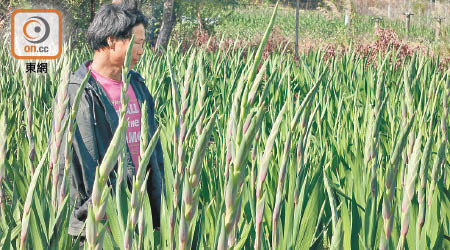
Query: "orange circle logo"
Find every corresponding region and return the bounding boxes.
[23,16,50,44]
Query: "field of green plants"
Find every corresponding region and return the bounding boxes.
[176,5,450,45]
[0,5,449,250]
[214,7,436,39]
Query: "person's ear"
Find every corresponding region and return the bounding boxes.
[107,37,115,50]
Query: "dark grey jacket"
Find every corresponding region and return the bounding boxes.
[56,60,164,236]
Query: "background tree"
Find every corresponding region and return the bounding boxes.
[91,0,96,22]
[295,0,299,57]
[155,0,175,51]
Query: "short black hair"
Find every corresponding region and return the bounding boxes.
[87,3,148,51]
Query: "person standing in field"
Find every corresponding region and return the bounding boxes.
[55,2,165,241]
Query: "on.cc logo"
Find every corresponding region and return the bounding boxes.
[11,9,62,59]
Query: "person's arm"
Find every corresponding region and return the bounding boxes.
[58,84,100,222]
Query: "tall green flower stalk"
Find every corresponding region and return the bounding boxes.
[272,66,322,249]
[271,130,291,248]
[125,102,161,249]
[0,111,6,216]
[87,34,135,250]
[118,38,135,248]
[285,63,325,250]
[166,49,181,249]
[121,34,161,249]
[50,56,71,209]
[166,48,216,250]
[88,113,128,249]
[219,5,278,249]
[220,105,266,249]
[396,130,422,250]
[179,112,216,250]
[125,177,146,250]
[380,113,415,250]
[224,67,247,181]
[254,102,286,250]
[416,130,432,243]
[120,35,135,117]
[364,54,388,249]
[428,75,449,207]
[403,57,417,163]
[196,53,207,136]
[134,101,158,249]
[116,143,128,242]
[381,56,418,250]
[174,51,195,247]
[19,148,49,250]
[415,79,438,245]
[324,166,343,250]
[178,51,195,177]
[115,35,136,247]
[22,66,35,169]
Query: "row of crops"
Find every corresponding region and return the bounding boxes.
[0,6,449,250]
[211,6,449,42]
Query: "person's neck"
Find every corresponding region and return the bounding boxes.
[90,52,122,81]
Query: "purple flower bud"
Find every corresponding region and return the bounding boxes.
[401,219,409,236]
[401,196,408,212]
[59,182,66,206]
[386,217,393,238]
[243,117,251,135]
[180,124,186,142]
[132,207,139,226]
[179,215,188,248]
[371,178,377,195]
[226,151,232,165]
[382,199,390,220]
[138,209,145,234]
[182,102,188,117]
[256,202,264,225]
[95,203,107,221]
[124,227,132,250]
[183,184,193,205]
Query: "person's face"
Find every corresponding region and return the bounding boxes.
[108,23,145,69]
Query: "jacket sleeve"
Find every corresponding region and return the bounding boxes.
[58,84,99,222]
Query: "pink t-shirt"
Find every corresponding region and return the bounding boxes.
[89,66,141,171]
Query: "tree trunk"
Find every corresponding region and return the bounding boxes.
[387,0,391,18]
[197,6,203,30]
[295,0,299,58]
[148,0,153,19]
[155,0,176,52]
[90,0,95,22]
